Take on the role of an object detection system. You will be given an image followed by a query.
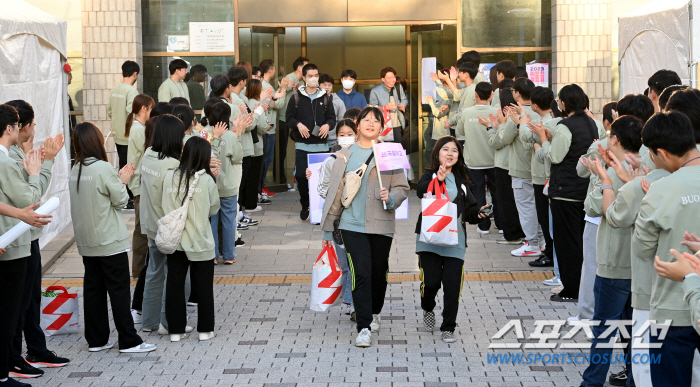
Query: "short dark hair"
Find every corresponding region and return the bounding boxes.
[251,66,262,77]
[666,88,700,143]
[498,79,514,90]
[358,106,384,128]
[647,70,682,96]
[475,82,492,101]
[513,77,535,100]
[659,84,689,111]
[151,114,184,160]
[616,94,654,123]
[516,66,529,79]
[228,66,249,87]
[602,101,618,124]
[341,69,357,80]
[302,63,319,77]
[209,102,232,129]
[459,50,481,67]
[122,60,140,77]
[292,57,309,72]
[5,100,34,129]
[259,59,275,75]
[458,62,478,80]
[168,59,188,75]
[643,111,697,157]
[169,97,190,106]
[200,97,221,127]
[495,60,517,80]
[0,104,19,137]
[343,107,361,122]
[210,75,230,97]
[380,67,397,79]
[610,115,643,153]
[530,87,554,111]
[172,104,195,128]
[558,84,588,115]
[189,64,207,76]
[152,102,173,117]
[319,73,334,85]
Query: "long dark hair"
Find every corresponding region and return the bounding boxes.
[200,97,221,126]
[499,88,516,114]
[125,94,154,137]
[144,116,159,149]
[427,136,470,184]
[72,122,108,193]
[175,137,215,205]
[151,114,184,160]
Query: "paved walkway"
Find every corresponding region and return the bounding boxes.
[33,189,624,386]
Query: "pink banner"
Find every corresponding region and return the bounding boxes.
[374,142,411,171]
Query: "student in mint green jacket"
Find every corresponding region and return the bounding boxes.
[5,100,70,374]
[140,115,189,333]
[631,111,700,386]
[246,80,272,206]
[125,94,154,280]
[163,137,220,342]
[69,122,155,354]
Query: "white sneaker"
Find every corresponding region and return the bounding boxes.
[476,227,489,235]
[441,331,457,343]
[199,332,215,341]
[158,323,193,335]
[187,302,197,307]
[287,184,296,192]
[355,328,371,347]
[246,206,262,213]
[511,242,542,257]
[170,334,185,342]
[370,314,381,333]
[543,276,562,286]
[88,341,114,352]
[551,285,564,293]
[498,229,504,234]
[131,309,142,324]
[119,343,157,353]
[566,315,580,324]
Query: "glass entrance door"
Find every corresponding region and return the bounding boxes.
[409,24,457,175]
[239,26,288,187]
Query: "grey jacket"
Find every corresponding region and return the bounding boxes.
[321,146,409,235]
[369,84,408,128]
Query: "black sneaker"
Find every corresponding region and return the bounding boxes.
[9,361,44,378]
[258,197,272,205]
[528,255,554,267]
[235,237,245,247]
[124,199,135,210]
[25,351,70,368]
[236,222,249,230]
[240,215,259,226]
[1,377,32,387]
[300,207,310,221]
[608,367,627,386]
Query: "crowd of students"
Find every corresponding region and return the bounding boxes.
[2,50,700,387]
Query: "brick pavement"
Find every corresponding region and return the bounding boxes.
[32,190,623,386]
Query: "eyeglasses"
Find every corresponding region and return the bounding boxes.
[361,118,380,125]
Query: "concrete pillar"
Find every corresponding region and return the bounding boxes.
[552,0,612,115]
[81,0,143,143]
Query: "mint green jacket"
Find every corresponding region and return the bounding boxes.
[9,145,53,241]
[139,148,181,240]
[69,158,130,257]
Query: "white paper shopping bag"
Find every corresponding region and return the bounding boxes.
[309,245,343,311]
[419,178,459,246]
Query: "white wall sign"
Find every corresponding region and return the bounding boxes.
[189,22,235,52]
[167,35,189,52]
[526,63,549,87]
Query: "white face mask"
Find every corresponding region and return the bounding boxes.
[342,79,355,90]
[337,136,356,147]
[306,77,319,88]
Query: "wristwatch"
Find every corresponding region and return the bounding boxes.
[600,185,613,193]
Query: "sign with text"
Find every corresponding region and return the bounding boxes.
[308,153,333,224]
[374,142,411,171]
[480,63,496,83]
[526,63,549,87]
[189,22,235,52]
[167,35,189,52]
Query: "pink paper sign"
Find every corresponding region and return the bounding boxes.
[374,142,411,171]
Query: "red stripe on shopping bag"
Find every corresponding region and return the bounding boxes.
[316,246,343,304]
[42,286,76,331]
[46,314,73,331]
[423,198,453,233]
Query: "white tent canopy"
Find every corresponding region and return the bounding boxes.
[0,0,71,248]
[618,0,697,96]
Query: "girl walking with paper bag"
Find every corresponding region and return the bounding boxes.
[320,106,409,348]
[415,136,489,343]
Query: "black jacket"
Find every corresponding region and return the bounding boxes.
[414,169,482,247]
[286,88,337,145]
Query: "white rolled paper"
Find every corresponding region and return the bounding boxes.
[0,197,60,249]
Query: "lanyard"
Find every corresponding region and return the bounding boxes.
[170,78,185,97]
[682,156,700,168]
